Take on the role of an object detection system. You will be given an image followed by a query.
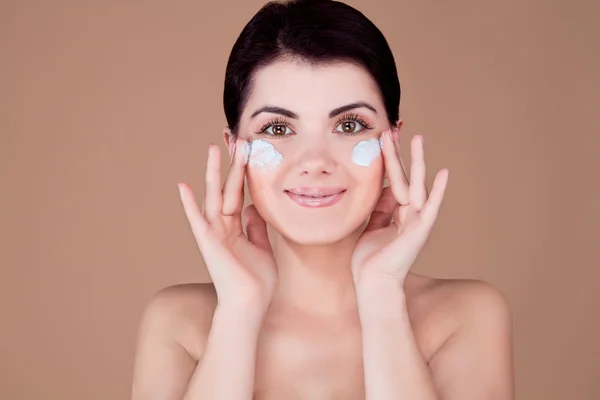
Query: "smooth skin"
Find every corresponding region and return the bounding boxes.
[131,61,514,400]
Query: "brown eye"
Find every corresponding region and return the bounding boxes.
[341,121,356,133]
[261,123,293,137]
[272,124,287,135]
[333,114,372,136]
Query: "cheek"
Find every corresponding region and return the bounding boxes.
[245,140,284,214]
[348,139,385,202]
[356,163,385,221]
[245,139,283,197]
[246,171,277,225]
[354,158,385,190]
[350,137,383,167]
[247,139,283,169]
[347,137,385,185]
[246,167,278,204]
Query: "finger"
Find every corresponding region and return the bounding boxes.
[204,144,223,223]
[365,187,397,231]
[381,129,410,205]
[243,204,272,253]
[393,130,410,186]
[391,127,401,161]
[409,135,428,209]
[228,137,236,163]
[419,169,449,231]
[222,138,248,216]
[178,182,209,247]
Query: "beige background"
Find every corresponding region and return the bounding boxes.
[2,0,599,398]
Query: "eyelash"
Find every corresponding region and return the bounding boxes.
[334,113,374,134]
[255,112,374,138]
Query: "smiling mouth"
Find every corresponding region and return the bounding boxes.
[284,187,347,208]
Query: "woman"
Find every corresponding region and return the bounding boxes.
[132,0,514,399]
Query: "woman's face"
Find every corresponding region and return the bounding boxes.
[232,58,393,245]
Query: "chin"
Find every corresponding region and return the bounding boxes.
[272,216,365,246]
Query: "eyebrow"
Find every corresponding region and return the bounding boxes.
[329,102,377,118]
[249,101,378,119]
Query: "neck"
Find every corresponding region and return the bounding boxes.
[268,225,365,317]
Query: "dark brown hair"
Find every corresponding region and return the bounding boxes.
[223,0,401,136]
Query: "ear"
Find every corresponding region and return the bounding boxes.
[223,127,235,160]
[394,119,404,133]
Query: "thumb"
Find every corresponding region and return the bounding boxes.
[242,204,273,253]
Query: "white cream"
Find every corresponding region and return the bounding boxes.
[242,141,251,165]
[352,137,382,167]
[248,139,283,169]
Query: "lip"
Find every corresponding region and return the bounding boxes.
[284,187,346,208]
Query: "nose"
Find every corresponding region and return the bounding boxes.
[295,141,337,176]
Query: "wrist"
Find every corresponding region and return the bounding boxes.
[355,279,408,323]
[355,275,405,300]
[216,298,270,323]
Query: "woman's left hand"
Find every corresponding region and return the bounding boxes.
[351,128,449,289]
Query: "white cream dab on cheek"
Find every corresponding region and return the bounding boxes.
[248,139,283,169]
[351,137,382,167]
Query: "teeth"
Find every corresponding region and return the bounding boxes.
[286,190,341,197]
[308,194,335,198]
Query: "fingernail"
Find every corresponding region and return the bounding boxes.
[379,129,388,149]
[243,141,251,165]
[392,128,400,143]
[230,138,237,159]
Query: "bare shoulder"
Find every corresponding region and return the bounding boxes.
[132,284,219,398]
[143,282,218,317]
[403,273,512,362]
[407,272,512,322]
[138,283,218,360]
[407,275,515,396]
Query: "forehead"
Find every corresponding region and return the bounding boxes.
[242,58,383,118]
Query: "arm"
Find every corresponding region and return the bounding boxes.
[354,130,514,398]
[133,141,278,399]
[357,279,438,400]
[182,303,265,400]
[131,287,266,400]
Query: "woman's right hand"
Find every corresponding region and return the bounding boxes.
[177,138,278,312]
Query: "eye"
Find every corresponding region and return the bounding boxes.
[333,113,374,135]
[256,118,295,138]
[336,120,362,134]
[263,124,293,136]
